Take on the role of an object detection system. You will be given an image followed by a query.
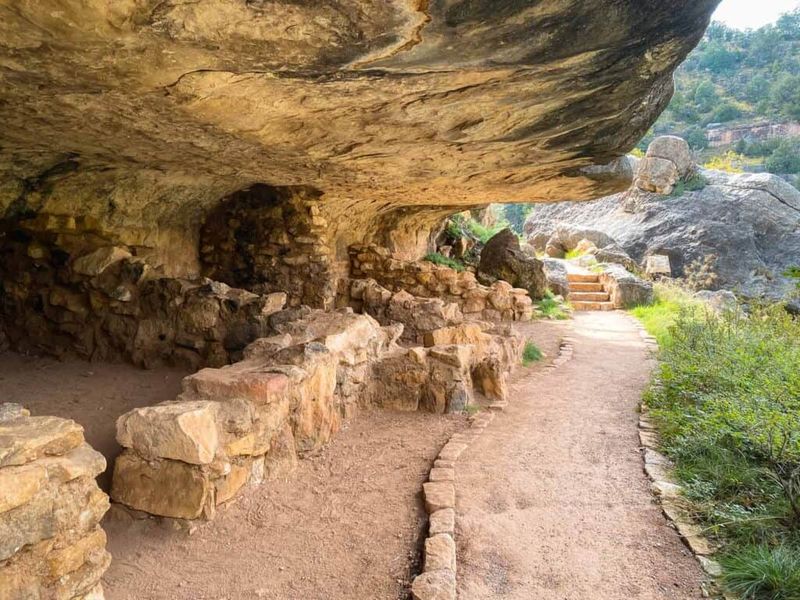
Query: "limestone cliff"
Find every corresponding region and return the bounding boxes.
[0,1,718,269]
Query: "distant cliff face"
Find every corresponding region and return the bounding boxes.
[0,1,718,271]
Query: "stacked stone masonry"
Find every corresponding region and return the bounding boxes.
[200,185,337,310]
[111,309,523,521]
[348,244,534,325]
[0,214,289,369]
[0,404,110,600]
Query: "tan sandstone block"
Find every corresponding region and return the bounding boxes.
[111,452,212,520]
[429,509,455,536]
[423,482,455,514]
[0,416,84,467]
[0,477,108,561]
[0,463,46,513]
[47,527,107,579]
[72,246,131,276]
[412,570,456,600]
[425,534,456,573]
[40,443,106,483]
[182,362,290,405]
[214,462,251,505]
[116,401,219,465]
[428,468,454,483]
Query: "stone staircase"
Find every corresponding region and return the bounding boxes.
[567,273,614,311]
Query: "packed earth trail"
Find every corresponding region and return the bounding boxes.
[457,312,706,600]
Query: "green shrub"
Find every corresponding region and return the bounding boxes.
[644,304,800,593]
[785,266,800,292]
[564,248,585,260]
[522,341,543,366]
[670,172,709,197]
[629,282,703,346]
[423,252,465,272]
[536,290,570,320]
[721,545,800,600]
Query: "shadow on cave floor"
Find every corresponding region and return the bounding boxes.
[0,352,189,491]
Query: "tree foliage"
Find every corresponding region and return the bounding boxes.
[647,11,800,156]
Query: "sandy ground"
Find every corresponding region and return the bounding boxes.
[0,349,465,599]
[103,409,464,600]
[457,312,706,599]
[0,352,188,490]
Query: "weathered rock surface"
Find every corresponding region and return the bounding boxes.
[599,264,654,309]
[477,229,547,300]
[0,406,110,600]
[525,139,800,299]
[1,2,716,280]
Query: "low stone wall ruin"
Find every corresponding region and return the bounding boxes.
[0,404,110,600]
[348,244,534,323]
[0,215,287,369]
[110,309,522,521]
[199,185,336,309]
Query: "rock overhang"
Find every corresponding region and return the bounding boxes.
[0,0,719,264]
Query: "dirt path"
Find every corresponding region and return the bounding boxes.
[457,312,706,600]
[104,409,463,600]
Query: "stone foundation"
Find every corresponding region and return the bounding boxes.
[0,404,110,600]
[347,244,534,323]
[110,309,401,520]
[0,216,288,369]
[199,185,336,309]
[110,307,523,521]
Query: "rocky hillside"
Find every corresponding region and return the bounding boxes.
[525,137,800,299]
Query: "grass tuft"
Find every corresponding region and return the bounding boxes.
[423,252,465,272]
[536,290,571,320]
[522,341,543,366]
[629,282,703,346]
[721,545,800,600]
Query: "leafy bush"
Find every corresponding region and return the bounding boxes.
[522,341,543,366]
[423,252,465,272]
[643,305,800,596]
[629,283,702,346]
[536,290,571,320]
[671,172,709,197]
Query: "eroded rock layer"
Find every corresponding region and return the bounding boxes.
[1,0,717,276]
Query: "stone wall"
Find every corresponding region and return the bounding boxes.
[348,245,534,323]
[0,216,288,369]
[0,404,110,600]
[110,309,523,522]
[200,185,336,309]
[110,309,401,520]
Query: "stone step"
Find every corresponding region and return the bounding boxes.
[566,273,600,283]
[569,282,604,292]
[571,301,615,312]
[569,291,610,302]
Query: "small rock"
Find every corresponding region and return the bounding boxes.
[411,569,456,600]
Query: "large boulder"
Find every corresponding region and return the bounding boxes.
[599,264,654,308]
[524,150,800,300]
[477,229,547,300]
[635,136,694,194]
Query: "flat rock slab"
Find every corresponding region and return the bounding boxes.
[0,416,84,467]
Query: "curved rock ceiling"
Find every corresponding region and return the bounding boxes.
[0,0,719,268]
